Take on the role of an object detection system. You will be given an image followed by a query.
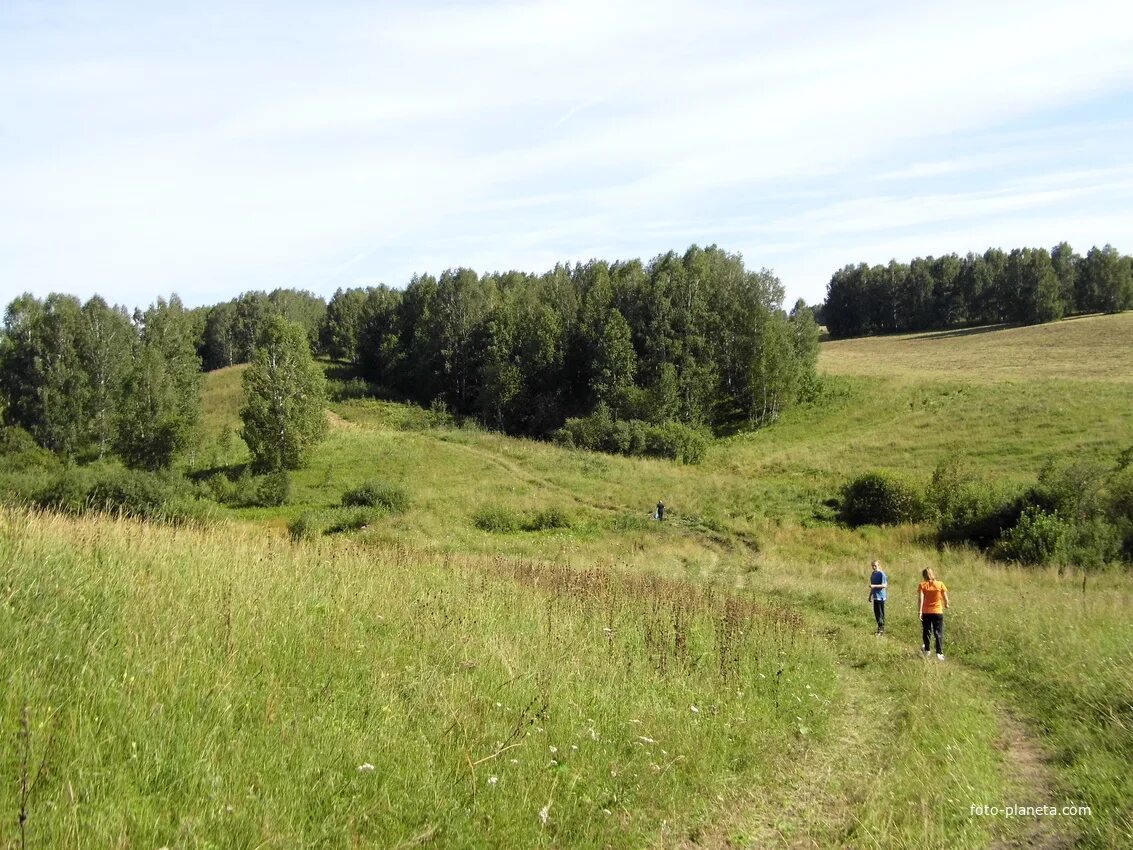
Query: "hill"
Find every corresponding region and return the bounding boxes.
[4,314,1131,847]
[819,311,1133,383]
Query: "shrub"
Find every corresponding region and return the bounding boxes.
[255,470,291,508]
[1107,466,1133,524]
[995,507,1072,565]
[936,484,1025,549]
[329,377,380,401]
[553,412,708,464]
[1030,459,1108,520]
[839,472,925,527]
[1063,517,1123,569]
[526,507,572,531]
[473,505,523,534]
[34,467,211,525]
[288,512,322,542]
[644,421,709,464]
[0,426,57,472]
[342,480,409,513]
[323,507,378,534]
[35,468,95,514]
[88,469,178,517]
[426,398,455,429]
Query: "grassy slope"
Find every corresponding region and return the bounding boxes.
[5,314,1132,848]
[215,313,1133,846]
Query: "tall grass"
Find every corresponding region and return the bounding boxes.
[0,509,834,848]
[753,523,1133,846]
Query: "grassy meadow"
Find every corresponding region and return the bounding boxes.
[4,313,1133,847]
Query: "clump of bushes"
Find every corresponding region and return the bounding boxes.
[0,426,58,473]
[554,410,708,463]
[993,507,1072,565]
[288,506,381,540]
[34,466,212,524]
[328,377,380,401]
[473,505,523,533]
[198,467,291,508]
[838,471,925,526]
[927,457,1024,548]
[288,512,322,542]
[341,480,409,513]
[473,504,574,533]
[255,470,292,507]
[527,506,572,531]
[838,449,1133,568]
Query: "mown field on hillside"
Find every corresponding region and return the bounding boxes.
[4,314,1132,848]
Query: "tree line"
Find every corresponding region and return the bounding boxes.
[1,245,819,468]
[313,245,819,450]
[0,293,327,473]
[822,243,1133,339]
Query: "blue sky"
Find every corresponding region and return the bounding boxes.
[3,0,1132,312]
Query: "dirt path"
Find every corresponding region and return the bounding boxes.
[676,622,1078,850]
[988,712,1076,850]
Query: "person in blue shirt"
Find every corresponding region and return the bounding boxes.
[868,559,888,635]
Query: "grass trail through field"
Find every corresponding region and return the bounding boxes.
[681,602,1077,849]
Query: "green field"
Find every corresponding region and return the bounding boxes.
[4,314,1133,848]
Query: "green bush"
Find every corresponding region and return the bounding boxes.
[34,467,211,525]
[1030,459,1108,520]
[472,505,523,534]
[1107,466,1133,524]
[995,507,1072,565]
[936,484,1025,549]
[839,472,925,527]
[255,470,291,508]
[473,504,573,533]
[288,512,322,542]
[341,480,409,513]
[644,421,709,464]
[1063,517,1124,569]
[88,469,178,517]
[201,470,238,504]
[35,468,95,514]
[323,507,378,534]
[0,426,57,472]
[199,467,292,508]
[329,377,380,401]
[553,413,709,464]
[526,506,572,531]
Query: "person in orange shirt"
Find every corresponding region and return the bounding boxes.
[918,568,950,660]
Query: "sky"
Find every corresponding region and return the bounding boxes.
[3,0,1133,313]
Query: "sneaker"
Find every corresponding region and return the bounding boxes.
[936,653,945,661]
[922,649,930,657]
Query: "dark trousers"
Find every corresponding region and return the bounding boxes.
[922,614,944,653]
[872,600,885,631]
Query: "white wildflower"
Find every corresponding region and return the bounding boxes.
[539,805,550,826]
[357,763,375,773]
[488,776,499,786]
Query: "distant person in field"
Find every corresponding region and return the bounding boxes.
[868,559,888,635]
[918,568,950,660]
[656,500,665,521]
